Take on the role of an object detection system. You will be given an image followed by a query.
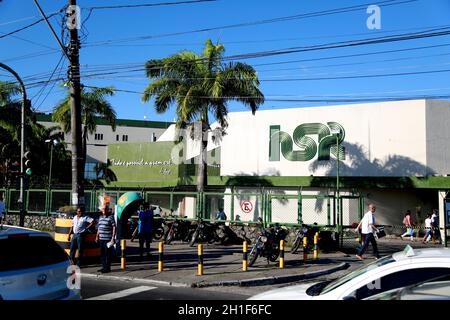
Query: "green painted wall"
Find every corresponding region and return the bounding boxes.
[108,142,180,187]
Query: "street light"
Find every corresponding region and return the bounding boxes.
[45,138,59,216]
[45,139,55,189]
[330,128,341,247]
[0,62,27,227]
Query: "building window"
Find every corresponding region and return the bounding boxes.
[94,133,103,141]
[84,162,98,180]
[116,134,119,141]
[122,135,128,142]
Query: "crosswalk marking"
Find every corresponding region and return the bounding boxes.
[85,286,157,300]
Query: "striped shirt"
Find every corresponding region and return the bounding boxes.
[98,215,116,241]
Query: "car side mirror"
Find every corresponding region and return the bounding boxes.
[343,295,357,301]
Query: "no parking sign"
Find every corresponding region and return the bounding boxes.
[241,200,253,213]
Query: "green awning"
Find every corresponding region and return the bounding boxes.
[116,192,143,220]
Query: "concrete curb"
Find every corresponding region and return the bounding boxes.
[191,262,349,288]
[81,272,190,288]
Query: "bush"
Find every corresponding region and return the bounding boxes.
[57,205,76,215]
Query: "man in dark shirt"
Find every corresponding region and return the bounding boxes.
[138,203,153,259]
[96,205,116,273]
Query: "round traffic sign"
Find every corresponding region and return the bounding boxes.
[241,200,253,213]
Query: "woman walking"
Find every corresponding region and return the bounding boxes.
[400,210,415,241]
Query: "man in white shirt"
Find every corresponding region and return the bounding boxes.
[422,213,433,244]
[429,210,441,244]
[355,203,380,260]
[68,207,95,267]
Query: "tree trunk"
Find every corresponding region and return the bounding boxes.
[196,120,208,193]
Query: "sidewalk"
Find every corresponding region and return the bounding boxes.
[80,241,351,288]
[79,237,444,288]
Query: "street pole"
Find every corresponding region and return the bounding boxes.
[48,142,54,190]
[336,133,342,248]
[68,0,84,208]
[0,63,27,227]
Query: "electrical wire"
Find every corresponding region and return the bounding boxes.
[82,0,418,47]
[0,8,64,40]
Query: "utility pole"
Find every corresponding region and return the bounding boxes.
[67,0,84,208]
[33,0,82,207]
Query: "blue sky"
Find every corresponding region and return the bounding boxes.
[1,0,450,122]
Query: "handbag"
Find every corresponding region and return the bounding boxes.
[376,226,386,239]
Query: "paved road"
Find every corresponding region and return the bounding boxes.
[81,277,251,300]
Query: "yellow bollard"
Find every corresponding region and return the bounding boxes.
[279,240,285,268]
[313,232,319,260]
[303,236,308,263]
[242,241,248,271]
[121,239,126,269]
[197,244,204,276]
[158,241,164,272]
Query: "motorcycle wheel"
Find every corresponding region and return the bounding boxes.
[153,227,164,240]
[189,229,199,247]
[269,248,280,262]
[165,231,174,244]
[131,227,138,242]
[248,247,259,267]
[291,236,302,253]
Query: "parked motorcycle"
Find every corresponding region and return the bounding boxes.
[164,219,193,244]
[247,224,288,266]
[129,215,166,241]
[291,223,320,253]
[152,214,166,240]
[189,219,220,247]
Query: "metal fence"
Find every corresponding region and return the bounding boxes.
[0,188,362,229]
[0,188,101,215]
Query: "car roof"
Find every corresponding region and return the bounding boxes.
[393,247,450,261]
[0,225,49,239]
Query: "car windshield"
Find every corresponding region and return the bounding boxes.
[320,255,395,295]
[0,235,68,272]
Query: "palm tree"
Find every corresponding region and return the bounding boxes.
[142,39,264,192]
[53,86,117,181]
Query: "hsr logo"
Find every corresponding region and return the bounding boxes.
[269,122,346,162]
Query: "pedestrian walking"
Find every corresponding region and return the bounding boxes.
[68,207,95,267]
[422,213,433,244]
[430,209,441,244]
[355,203,380,260]
[400,210,415,241]
[96,205,116,273]
[138,203,153,259]
[0,193,5,228]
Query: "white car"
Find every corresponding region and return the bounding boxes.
[249,246,450,300]
[0,225,81,300]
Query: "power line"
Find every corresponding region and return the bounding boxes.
[224,27,450,62]
[83,0,418,47]
[30,53,65,106]
[85,0,217,10]
[82,84,450,103]
[0,9,64,40]
[16,38,450,88]
[34,57,67,111]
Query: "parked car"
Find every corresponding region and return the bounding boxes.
[0,225,81,300]
[365,275,450,300]
[248,246,450,300]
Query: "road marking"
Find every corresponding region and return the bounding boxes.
[86,286,157,300]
